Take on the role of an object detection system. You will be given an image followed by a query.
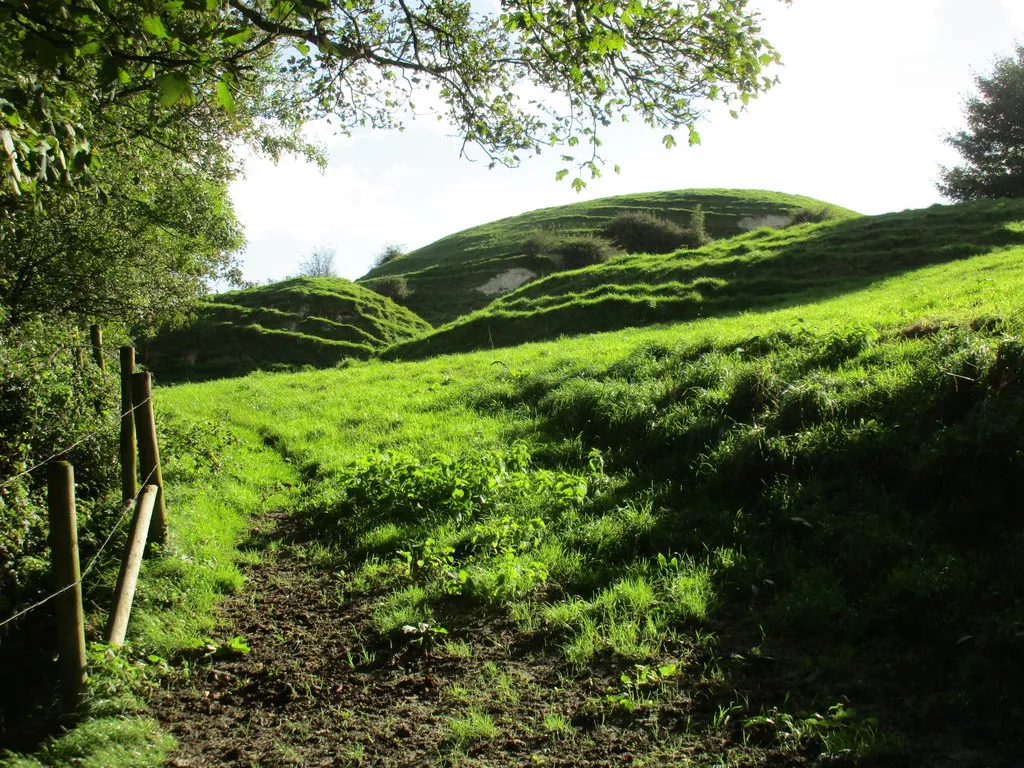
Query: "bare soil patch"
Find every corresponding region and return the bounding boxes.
[149,513,814,767]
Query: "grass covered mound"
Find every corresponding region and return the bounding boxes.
[145,276,431,382]
[12,215,1024,765]
[132,233,1024,765]
[359,189,858,326]
[388,197,1024,359]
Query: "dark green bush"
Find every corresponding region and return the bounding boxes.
[555,235,620,269]
[603,210,708,254]
[374,243,405,267]
[370,276,413,303]
[788,206,840,226]
[522,229,560,257]
[0,320,122,603]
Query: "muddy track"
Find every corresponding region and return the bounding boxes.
[149,512,806,767]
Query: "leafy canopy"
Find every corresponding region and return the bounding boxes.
[939,45,1024,202]
[1,0,785,203]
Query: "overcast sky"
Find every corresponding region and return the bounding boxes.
[229,0,1024,283]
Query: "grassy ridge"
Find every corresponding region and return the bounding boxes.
[388,198,1024,359]
[146,227,1024,762]
[145,277,430,382]
[360,189,858,325]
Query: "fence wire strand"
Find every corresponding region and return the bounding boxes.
[0,396,152,491]
[0,468,158,634]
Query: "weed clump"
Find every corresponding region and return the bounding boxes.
[522,229,560,258]
[787,206,840,226]
[369,276,412,303]
[603,208,710,254]
[555,235,620,268]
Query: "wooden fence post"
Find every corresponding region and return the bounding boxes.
[90,324,104,370]
[48,462,87,713]
[131,372,167,545]
[105,485,158,648]
[119,347,137,505]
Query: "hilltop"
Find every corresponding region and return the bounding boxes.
[144,277,430,382]
[388,197,1024,359]
[358,189,859,326]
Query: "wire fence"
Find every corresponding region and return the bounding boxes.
[0,396,151,491]
[0,469,157,635]
[1,338,160,636]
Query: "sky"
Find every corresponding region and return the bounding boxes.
[229,0,1024,283]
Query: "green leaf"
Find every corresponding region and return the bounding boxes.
[216,76,235,111]
[571,178,586,192]
[155,73,189,106]
[661,133,677,149]
[78,41,101,55]
[142,16,169,39]
[222,28,253,45]
[555,169,569,181]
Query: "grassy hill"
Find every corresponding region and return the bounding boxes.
[8,196,1024,767]
[113,222,1024,766]
[359,189,859,326]
[388,197,1024,359]
[144,276,430,382]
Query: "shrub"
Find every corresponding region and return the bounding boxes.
[370,276,412,303]
[522,229,560,257]
[555,235,620,268]
[788,206,840,226]
[603,209,709,254]
[689,204,711,247]
[374,243,405,267]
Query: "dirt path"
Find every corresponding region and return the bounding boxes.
[149,512,802,767]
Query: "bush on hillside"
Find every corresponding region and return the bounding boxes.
[555,235,620,268]
[603,209,708,254]
[787,206,840,226]
[370,276,412,303]
[374,243,406,267]
[522,229,560,257]
[689,204,711,246]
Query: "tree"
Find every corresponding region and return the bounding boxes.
[298,247,338,277]
[938,45,1024,202]
[1,0,785,206]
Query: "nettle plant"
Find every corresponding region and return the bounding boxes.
[317,442,609,616]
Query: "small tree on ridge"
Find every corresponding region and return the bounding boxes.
[298,247,338,278]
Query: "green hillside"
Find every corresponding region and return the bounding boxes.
[359,189,859,325]
[139,233,1024,765]
[9,197,1024,767]
[388,198,1024,359]
[145,277,430,382]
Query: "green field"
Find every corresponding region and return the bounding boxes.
[7,197,1024,767]
[359,189,859,326]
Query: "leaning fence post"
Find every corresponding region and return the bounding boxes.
[48,462,87,714]
[131,372,167,545]
[105,485,158,648]
[90,324,104,370]
[119,347,137,505]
